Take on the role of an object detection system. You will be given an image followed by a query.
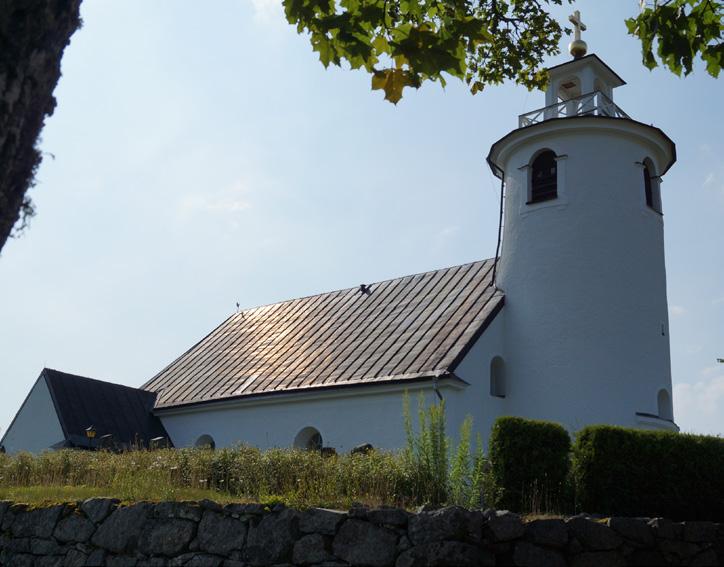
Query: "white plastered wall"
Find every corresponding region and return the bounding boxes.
[493,118,676,433]
[159,383,444,451]
[1,375,65,454]
[441,309,506,450]
[157,312,507,451]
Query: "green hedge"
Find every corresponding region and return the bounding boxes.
[488,416,571,512]
[572,425,724,520]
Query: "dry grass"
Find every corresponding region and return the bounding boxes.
[0,485,249,506]
[0,447,414,509]
[0,398,495,510]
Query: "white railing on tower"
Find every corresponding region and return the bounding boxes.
[518,91,630,127]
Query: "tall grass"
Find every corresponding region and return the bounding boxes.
[402,394,488,508]
[0,446,411,508]
[0,395,490,509]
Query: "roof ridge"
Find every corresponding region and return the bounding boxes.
[237,258,493,315]
[43,368,151,394]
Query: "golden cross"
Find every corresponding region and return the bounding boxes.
[569,10,587,41]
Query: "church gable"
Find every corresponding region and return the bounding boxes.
[0,373,64,454]
[1,368,171,453]
[144,259,504,409]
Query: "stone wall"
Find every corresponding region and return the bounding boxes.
[0,500,722,566]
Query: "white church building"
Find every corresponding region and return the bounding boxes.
[2,38,679,454]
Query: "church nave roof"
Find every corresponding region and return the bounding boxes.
[144,259,504,409]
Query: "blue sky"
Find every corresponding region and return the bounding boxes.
[1,0,722,436]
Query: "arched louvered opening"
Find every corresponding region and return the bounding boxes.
[643,158,661,213]
[530,150,558,204]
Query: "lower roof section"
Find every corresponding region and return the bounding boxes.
[43,368,171,449]
[144,259,504,409]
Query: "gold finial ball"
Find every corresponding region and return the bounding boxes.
[569,39,588,58]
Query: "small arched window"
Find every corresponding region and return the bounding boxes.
[643,159,661,213]
[490,356,506,398]
[195,434,215,449]
[294,427,323,451]
[530,150,558,204]
[657,389,673,421]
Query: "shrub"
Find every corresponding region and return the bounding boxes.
[488,416,571,513]
[572,425,724,520]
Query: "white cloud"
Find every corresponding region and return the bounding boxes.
[249,0,283,22]
[669,305,686,317]
[674,371,724,436]
[703,171,724,200]
[177,179,252,220]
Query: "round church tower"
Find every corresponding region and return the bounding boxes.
[487,43,678,432]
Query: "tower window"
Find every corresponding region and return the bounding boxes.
[530,150,558,203]
[490,356,506,398]
[644,165,654,208]
[643,158,661,213]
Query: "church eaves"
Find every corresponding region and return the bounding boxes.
[144,259,504,409]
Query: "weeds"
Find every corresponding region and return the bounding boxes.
[401,394,489,509]
[0,445,411,509]
[0,396,563,513]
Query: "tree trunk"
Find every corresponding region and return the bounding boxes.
[0,0,82,254]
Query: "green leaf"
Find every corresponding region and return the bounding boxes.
[286,0,721,104]
[371,68,417,103]
[627,0,722,79]
[311,34,337,67]
[372,35,391,54]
